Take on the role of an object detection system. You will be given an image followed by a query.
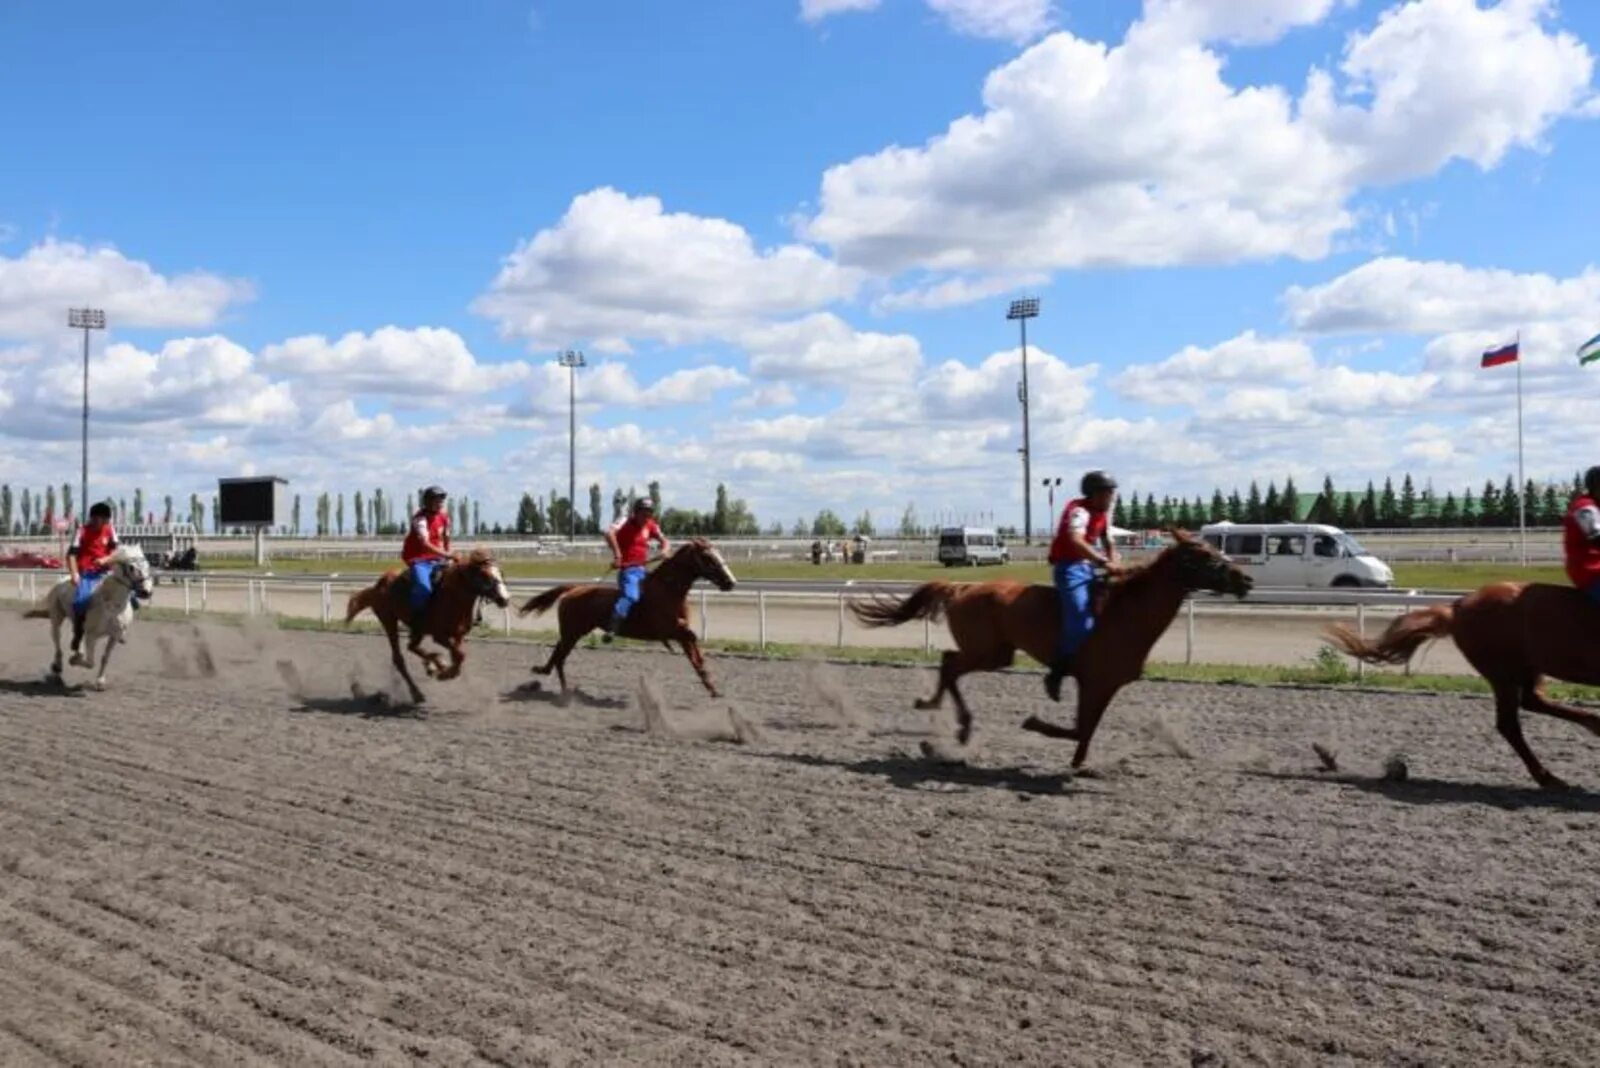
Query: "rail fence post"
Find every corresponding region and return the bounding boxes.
[29,573,37,602]
[837,592,845,648]
[184,579,192,616]
[1355,603,1366,681]
[261,582,270,616]
[200,577,208,613]
[1186,597,1195,665]
[503,603,512,635]
[758,591,768,652]
[321,582,331,626]
[699,589,709,639]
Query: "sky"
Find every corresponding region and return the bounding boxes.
[2,0,1598,534]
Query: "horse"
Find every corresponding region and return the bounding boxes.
[1327,582,1600,791]
[345,549,511,705]
[850,531,1253,766]
[24,545,156,690]
[517,538,737,699]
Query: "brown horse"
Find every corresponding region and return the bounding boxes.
[851,531,1253,765]
[345,550,511,704]
[518,538,736,699]
[1328,583,1600,790]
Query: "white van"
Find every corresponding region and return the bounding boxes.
[1198,522,1394,588]
[938,527,1010,567]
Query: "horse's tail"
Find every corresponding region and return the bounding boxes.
[1326,604,1456,666]
[345,585,381,623]
[519,585,576,618]
[850,582,959,629]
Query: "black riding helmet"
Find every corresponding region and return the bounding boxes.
[422,485,447,502]
[633,498,656,514]
[1586,467,1600,497]
[1081,470,1118,496]
[89,501,113,521]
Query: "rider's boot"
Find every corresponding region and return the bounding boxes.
[409,606,428,638]
[1044,655,1073,702]
[70,613,85,653]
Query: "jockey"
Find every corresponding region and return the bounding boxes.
[603,498,668,642]
[401,485,452,630]
[68,501,119,654]
[1565,466,1600,603]
[1044,470,1123,702]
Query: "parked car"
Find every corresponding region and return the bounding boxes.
[0,550,63,570]
[937,527,1010,567]
[1198,522,1394,588]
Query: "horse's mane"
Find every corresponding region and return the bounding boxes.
[462,548,494,566]
[110,544,147,564]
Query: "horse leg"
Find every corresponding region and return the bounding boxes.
[1067,686,1117,769]
[947,675,976,746]
[47,611,64,677]
[1521,682,1600,739]
[1493,680,1566,790]
[913,651,956,711]
[437,640,465,681]
[675,628,719,698]
[92,636,117,691]
[535,634,579,698]
[383,616,427,705]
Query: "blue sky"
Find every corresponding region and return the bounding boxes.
[2,0,1598,533]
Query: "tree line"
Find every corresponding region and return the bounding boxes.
[1113,473,1597,531]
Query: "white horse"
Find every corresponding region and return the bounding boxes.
[25,545,155,689]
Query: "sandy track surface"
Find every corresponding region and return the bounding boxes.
[3,615,1600,1066]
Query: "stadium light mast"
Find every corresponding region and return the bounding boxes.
[557,349,586,541]
[67,308,106,523]
[1007,298,1040,545]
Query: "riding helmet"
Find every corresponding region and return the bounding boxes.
[634,497,656,513]
[1081,470,1118,496]
[89,501,113,520]
[422,485,448,501]
[1586,467,1600,495]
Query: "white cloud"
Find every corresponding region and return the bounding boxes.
[804,0,1594,278]
[924,0,1054,43]
[740,313,922,386]
[800,0,879,21]
[0,239,253,340]
[1312,365,1438,412]
[260,326,530,398]
[474,188,860,352]
[1114,331,1316,406]
[520,361,747,414]
[873,272,1049,313]
[919,345,1093,422]
[733,383,799,411]
[1286,256,1600,335]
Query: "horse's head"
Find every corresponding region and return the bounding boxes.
[459,549,511,608]
[1164,529,1252,599]
[681,538,737,592]
[111,545,155,600]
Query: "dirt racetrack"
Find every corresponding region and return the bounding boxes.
[4,615,1600,1066]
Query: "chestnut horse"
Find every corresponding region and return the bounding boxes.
[518,538,736,699]
[851,531,1252,766]
[1328,583,1600,790]
[345,550,511,704]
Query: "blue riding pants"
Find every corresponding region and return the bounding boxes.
[72,572,106,620]
[408,560,444,613]
[1053,560,1097,659]
[612,566,646,627]
[1586,581,1600,607]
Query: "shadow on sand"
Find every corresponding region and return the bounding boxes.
[502,681,628,711]
[1248,769,1600,813]
[0,677,88,700]
[291,694,426,720]
[761,749,1076,796]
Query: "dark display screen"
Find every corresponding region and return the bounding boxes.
[219,480,276,525]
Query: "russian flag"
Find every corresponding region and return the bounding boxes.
[1481,341,1519,368]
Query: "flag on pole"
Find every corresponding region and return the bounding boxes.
[1578,332,1600,366]
[1481,341,1520,368]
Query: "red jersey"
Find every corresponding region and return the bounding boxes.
[1564,495,1600,589]
[611,515,663,567]
[402,509,451,564]
[1048,499,1109,565]
[73,522,119,574]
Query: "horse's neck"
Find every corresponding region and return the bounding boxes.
[1103,559,1188,643]
[95,574,135,613]
[647,554,697,599]
[434,569,479,621]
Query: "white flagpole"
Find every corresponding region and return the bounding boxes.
[1516,330,1526,567]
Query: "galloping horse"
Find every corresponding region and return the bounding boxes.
[1328,583,1600,790]
[26,545,155,690]
[345,549,510,704]
[518,538,737,699]
[852,531,1252,766]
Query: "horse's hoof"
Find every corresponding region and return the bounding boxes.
[69,654,90,668]
[1539,775,1574,792]
[92,680,107,692]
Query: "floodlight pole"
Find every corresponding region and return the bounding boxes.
[558,350,586,541]
[67,309,106,523]
[1008,299,1040,545]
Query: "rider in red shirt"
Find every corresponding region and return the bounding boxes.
[1565,467,1600,603]
[602,498,669,641]
[401,486,452,630]
[1044,470,1123,702]
[68,501,120,653]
